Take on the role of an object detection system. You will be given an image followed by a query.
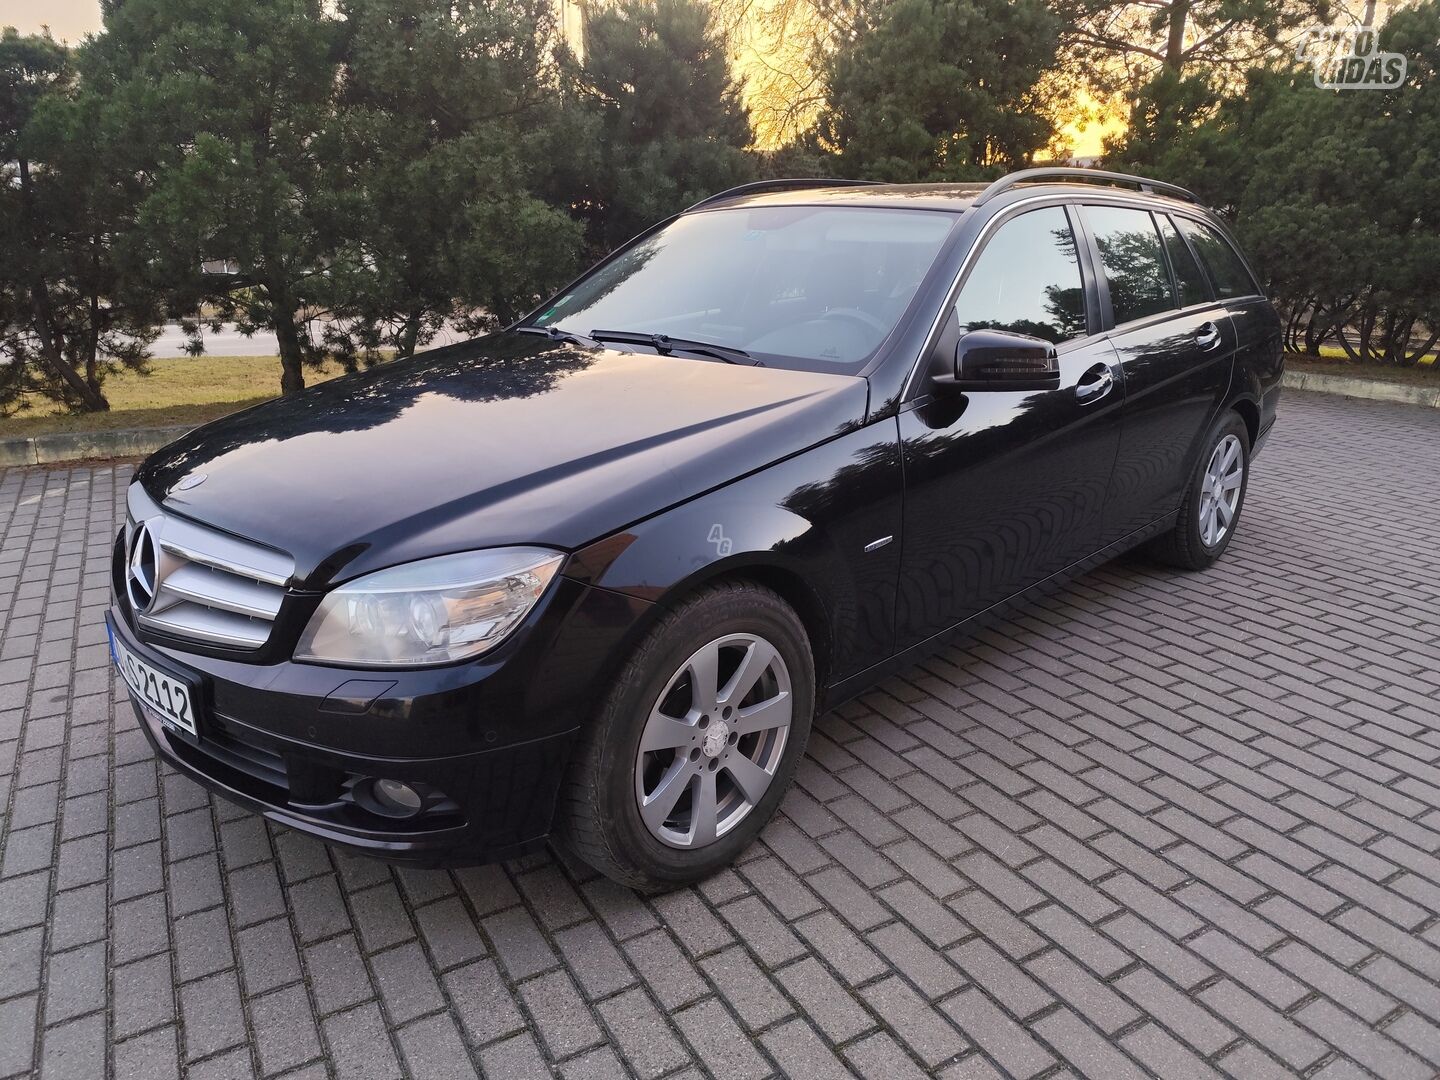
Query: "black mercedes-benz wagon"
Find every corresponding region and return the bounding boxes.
[110,169,1282,890]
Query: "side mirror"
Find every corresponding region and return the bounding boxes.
[934,329,1061,393]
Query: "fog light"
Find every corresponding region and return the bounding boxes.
[370,778,423,818]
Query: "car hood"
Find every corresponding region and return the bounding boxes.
[138,333,869,587]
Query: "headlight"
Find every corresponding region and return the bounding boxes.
[295,547,564,666]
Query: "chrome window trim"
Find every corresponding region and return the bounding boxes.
[901,192,1098,402]
[900,191,1252,403]
[1166,211,1265,303]
[1099,298,1230,337]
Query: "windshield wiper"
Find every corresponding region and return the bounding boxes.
[515,325,596,347]
[588,329,759,366]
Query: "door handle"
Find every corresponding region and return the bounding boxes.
[1195,321,1223,351]
[1075,364,1114,404]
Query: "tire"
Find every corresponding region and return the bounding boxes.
[556,581,815,892]
[1147,410,1251,571]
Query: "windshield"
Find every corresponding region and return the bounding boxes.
[532,205,959,373]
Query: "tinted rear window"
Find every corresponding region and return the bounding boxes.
[1085,206,1176,325]
[1158,215,1210,307]
[1176,218,1259,299]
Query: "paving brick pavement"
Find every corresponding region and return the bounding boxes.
[2,388,1439,1079]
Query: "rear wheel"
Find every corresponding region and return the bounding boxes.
[557,581,814,892]
[1148,411,1250,571]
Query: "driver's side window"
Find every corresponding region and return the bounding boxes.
[953,207,1087,345]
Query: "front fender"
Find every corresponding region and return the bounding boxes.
[565,419,905,687]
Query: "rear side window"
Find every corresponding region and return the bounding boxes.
[1158,215,1210,307]
[953,206,1087,345]
[1085,205,1176,325]
[1176,218,1259,299]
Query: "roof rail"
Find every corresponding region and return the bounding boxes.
[685,177,883,213]
[973,168,1199,206]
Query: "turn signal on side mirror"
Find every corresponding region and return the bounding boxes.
[937,329,1061,393]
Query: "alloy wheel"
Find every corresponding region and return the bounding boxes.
[634,632,792,849]
[1198,433,1244,547]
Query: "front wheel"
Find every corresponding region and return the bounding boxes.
[556,581,814,892]
[1147,410,1251,571]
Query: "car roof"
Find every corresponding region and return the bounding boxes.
[688,173,1209,217]
[705,183,989,213]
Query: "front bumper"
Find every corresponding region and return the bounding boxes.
[107,571,650,866]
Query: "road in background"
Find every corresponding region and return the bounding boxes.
[150,324,279,358]
[150,323,471,359]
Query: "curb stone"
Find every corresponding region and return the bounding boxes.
[0,424,193,468]
[0,371,1435,468]
[1281,368,1440,408]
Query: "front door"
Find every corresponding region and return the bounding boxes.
[895,204,1124,650]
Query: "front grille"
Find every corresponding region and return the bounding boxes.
[126,484,294,650]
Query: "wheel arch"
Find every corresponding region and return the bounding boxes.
[690,562,833,692]
[1230,395,1260,447]
[585,557,835,710]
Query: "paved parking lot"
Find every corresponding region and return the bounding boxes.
[2,389,1439,1080]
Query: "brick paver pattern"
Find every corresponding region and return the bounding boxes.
[2,389,1440,1079]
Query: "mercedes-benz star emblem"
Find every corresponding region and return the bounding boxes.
[126,521,158,613]
[170,473,207,493]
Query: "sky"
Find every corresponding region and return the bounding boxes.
[3,0,98,40]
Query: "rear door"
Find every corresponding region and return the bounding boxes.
[894,204,1125,649]
[1079,204,1236,540]
[1175,216,1284,442]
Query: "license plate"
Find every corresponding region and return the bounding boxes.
[110,628,197,736]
